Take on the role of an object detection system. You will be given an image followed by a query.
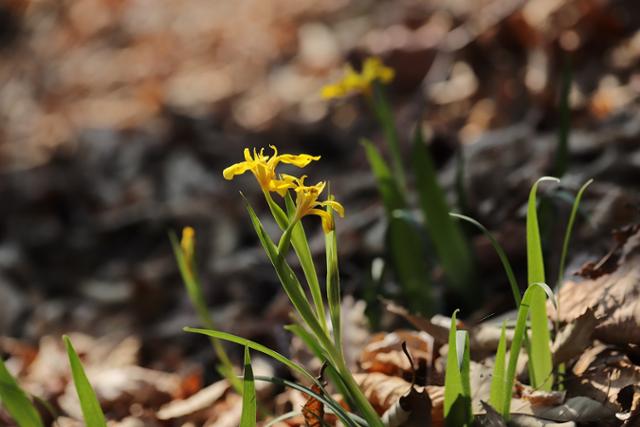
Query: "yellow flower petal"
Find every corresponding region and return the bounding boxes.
[321,84,346,100]
[222,161,253,180]
[309,208,335,233]
[278,154,321,168]
[321,200,345,217]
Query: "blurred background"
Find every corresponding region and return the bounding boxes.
[1,0,640,401]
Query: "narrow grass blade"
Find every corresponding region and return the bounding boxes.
[526,177,559,391]
[387,212,434,314]
[557,179,593,289]
[362,139,406,212]
[0,357,43,427]
[412,128,474,299]
[254,376,363,427]
[184,328,316,384]
[239,347,256,427]
[370,82,406,190]
[264,411,300,427]
[489,321,507,411]
[455,148,470,214]
[450,213,520,307]
[285,324,354,411]
[444,310,472,426]
[324,205,342,351]
[503,283,556,418]
[553,57,572,177]
[63,336,107,427]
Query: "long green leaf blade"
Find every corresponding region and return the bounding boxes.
[284,192,327,332]
[412,128,474,299]
[244,200,327,343]
[450,213,520,307]
[239,347,256,427]
[325,205,342,351]
[503,283,556,418]
[489,321,507,411]
[63,336,107,427]
[387,212,434,314]
[557,179,593,289]
[362,139,406,213]
[444,310,471,427]
[554,58,572,177]
[526,177,559,391]
[184,328,315,384]
[0,357,43,427]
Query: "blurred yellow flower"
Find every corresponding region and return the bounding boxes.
[223,146,320,196]
[286,175,345,233]
[321,57,395,100]
[180,226,196,277]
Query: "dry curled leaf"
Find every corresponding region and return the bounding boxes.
[570,345,640,411]
[554,228,640,345]
[381,385,432,427]
[551,308,598,365]
[354,372,443,425]
[360,330,433,382]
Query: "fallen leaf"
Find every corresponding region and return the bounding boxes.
[360,330,433,383]
[381,385,432,427]
[553,228,640,345]
[552,308,598,365]
[157,379,229,420]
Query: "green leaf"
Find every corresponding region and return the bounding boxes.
[554,57,572,177]
[324,205,342,351]
[444,310,472,427]
[526,177,559,391]
[169,231,241,393]
[244,200,327,344]
[387,212,434,314]
[239,347,256,427]
[184,328,316,384]
[285,323,354,411]
[489,321,507,412]
[557,179,593,289]
[0,357,43,427]
[283,192,328,332]
[503,283,557,418]
[412,128,474,299]
[362,139,406,213]
[450,213,520,307]
[370,82,406,190]
[63,336,107,427]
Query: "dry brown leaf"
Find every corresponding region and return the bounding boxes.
[381,385,432,427]
[552,308,598,365]
[157,379,229,420]
[509,396,614,423]
[360,330,433,382]
[382,299,450,344]
[553,228,640,345]
[301,383,325,427]
[476,401,507,427]
[617,384,640,426]
[354,372,443,425]
[570,345,640,410]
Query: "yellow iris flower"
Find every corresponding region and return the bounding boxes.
[321,57,395,100]
[286,175,345,234]
[223,145,320,196]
